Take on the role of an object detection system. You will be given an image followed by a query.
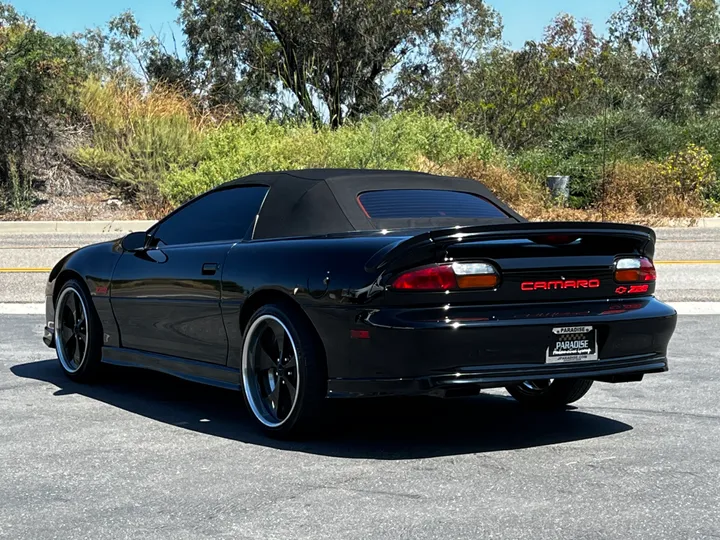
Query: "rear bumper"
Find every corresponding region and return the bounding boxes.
[328,354,668,397]
[307,297,677,394]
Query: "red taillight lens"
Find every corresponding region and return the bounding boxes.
[391,262,499,291]
[392,265,457,290]
[614,257,656,283]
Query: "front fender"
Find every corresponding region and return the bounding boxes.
[45,239,124,348]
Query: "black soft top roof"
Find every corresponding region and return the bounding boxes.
[216,169,524,239]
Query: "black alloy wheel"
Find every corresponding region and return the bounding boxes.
[241,303,326,437]
[54,280,102,381]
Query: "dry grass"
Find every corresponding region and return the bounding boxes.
[600,161,706,219]
[419,157,699,225]
[433,158,549,216]
[71,79,224,199]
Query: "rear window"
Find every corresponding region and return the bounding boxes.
[357,189,508,219]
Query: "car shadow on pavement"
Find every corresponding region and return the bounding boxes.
[12,360,633,459]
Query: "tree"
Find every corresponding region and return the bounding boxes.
[398,14,604,150]
[75,11,192,92]
[609,0,720,120]
[0,4,85,208]
[175,0,488,127]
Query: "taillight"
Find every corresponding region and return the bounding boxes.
[391,262,499,291]
[391,264,456,290]
[614,257,656,283]
[451,262,499,289]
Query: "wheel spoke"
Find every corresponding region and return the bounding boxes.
[77,334,86,358]
[62,304,75,329]
[73,293,83,319]
[72,335,82,364]
[282,372,296,402]
[60,326,74,344]
[266,319,286,359]
[269,380,281,414]
[65,334,76,361]
[67,293,78,320]
[257,332,278,371]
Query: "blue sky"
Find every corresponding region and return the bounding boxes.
[12,0,622,48]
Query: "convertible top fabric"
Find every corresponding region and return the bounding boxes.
[215,169,524,239]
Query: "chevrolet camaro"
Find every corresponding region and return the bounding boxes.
[43,169,677,436]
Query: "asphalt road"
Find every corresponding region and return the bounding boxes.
[1,228,719,539]
[2,228,720,303]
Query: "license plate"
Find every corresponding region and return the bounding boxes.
[546,326,598,363]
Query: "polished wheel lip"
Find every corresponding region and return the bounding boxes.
[242,314,300,428]
[55,286,89,374]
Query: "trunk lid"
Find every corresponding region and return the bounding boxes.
[369,222,656,304]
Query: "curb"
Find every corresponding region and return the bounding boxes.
[657,217,720,228]
[0,220,156,234]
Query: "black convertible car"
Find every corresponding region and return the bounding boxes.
[44,169,677,436]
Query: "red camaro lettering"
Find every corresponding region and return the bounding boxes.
[521,279,601,291]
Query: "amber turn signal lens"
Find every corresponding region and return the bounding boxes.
[615,269,642,282]
[456,274,499,289]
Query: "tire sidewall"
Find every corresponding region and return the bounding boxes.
[55,279,102,381]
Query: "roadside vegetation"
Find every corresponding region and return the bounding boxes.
[2,0,720,222]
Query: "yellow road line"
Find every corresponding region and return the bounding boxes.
[0,268,52,273]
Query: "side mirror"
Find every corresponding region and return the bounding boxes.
[121,231,149,252]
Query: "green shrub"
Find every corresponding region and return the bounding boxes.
[163,113,499,203]
[513,111,711,208]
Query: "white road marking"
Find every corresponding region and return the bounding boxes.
[3,302,720,316]
[668,302,720,315]
[0,304,45,315]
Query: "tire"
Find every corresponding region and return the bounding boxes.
[505,378,594,409]
[241,302,327,438]
[54,279,103,382]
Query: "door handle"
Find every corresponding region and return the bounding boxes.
[202,263,219,275]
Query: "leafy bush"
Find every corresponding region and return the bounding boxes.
[660,144,717,196]
[71,79,208,206]
[0,6,84,209]
[163,113,499,203]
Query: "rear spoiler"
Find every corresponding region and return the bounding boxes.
[365,221,656,273]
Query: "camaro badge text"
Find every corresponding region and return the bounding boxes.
[521,279,601,291]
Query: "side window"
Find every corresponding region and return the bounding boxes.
[153,186,269,246]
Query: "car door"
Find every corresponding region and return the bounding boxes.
[110,186,270,365]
